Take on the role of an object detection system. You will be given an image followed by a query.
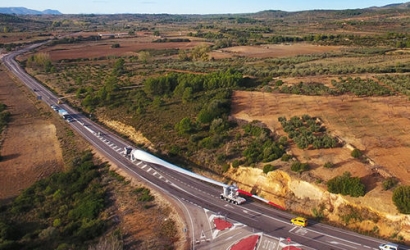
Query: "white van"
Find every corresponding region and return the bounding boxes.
[379,242,398,250]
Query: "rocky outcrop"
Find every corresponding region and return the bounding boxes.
[225,167,410,242]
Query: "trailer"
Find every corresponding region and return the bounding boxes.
[126,148,247,205]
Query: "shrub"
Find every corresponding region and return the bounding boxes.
[351,148,362,158]
[134,187,155,202]
[323,162,334,168]
[382,177,398,190]
[327,171,366,197]
[216,154,226,164]
[291,161,309,173]
[392,186,410,214]
[281,154,292,161]
[232,160,240,168]
[263,164,275,174]
[312,205,325,220]
[221,164,230,173]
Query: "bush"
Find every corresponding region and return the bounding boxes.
[323,162,334,168]
[263,164,275,174]
[351,148,362,158]
[281,154,292,161]
[382,177,398,190]
[134,187,155,202]
[221,164,230,173]
[327,171,366,197]
[232,159,240,168]
[392,186,410,214]
[291,161,309,173]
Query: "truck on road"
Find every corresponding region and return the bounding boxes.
[220,185,246,205]
[58,108,68,117]
[58,109,72,122]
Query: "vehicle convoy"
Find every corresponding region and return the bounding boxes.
[220,185,246,205]
[123,147,247,205]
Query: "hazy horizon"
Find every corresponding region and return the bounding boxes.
[1,0,404,14]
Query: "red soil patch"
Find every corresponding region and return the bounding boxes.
[214,217,233,231]
[42,33,210,61]
[230,235,259,250]
[211,43,341,59]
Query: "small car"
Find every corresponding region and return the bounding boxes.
[291,217,308,227]
[379,242,398,250]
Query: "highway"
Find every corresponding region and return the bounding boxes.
[1,42,401,250]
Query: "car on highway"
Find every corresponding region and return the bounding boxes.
[291,217,308,227]
[50,104,59,111]
[379,242,398,250]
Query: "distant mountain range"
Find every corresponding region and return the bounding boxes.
[0,7,61,15]
[0,3,409,15]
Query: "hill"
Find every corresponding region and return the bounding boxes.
[0,7,61,15]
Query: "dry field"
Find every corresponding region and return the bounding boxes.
[0,67,64,202]
[231,86,410,187]
[40,33,342,62]
[41,32,209,61]
[211,43,341,59]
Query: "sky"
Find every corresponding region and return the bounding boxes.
[0,0,404,14]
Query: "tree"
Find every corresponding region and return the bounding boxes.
[382,177,398,190]
[175,117,195,135]
[210,118,228,134]
[351,148,362,158]
[291,161,309,173]
[182,87,193,103]
[392,186,410,214]
[191,44,210,61]
[263,164,275,174]
[138,51,151,64]
[112,58,126,76]
[327,171,366,197]
[178,49,190,61]
[197,109,214,124]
